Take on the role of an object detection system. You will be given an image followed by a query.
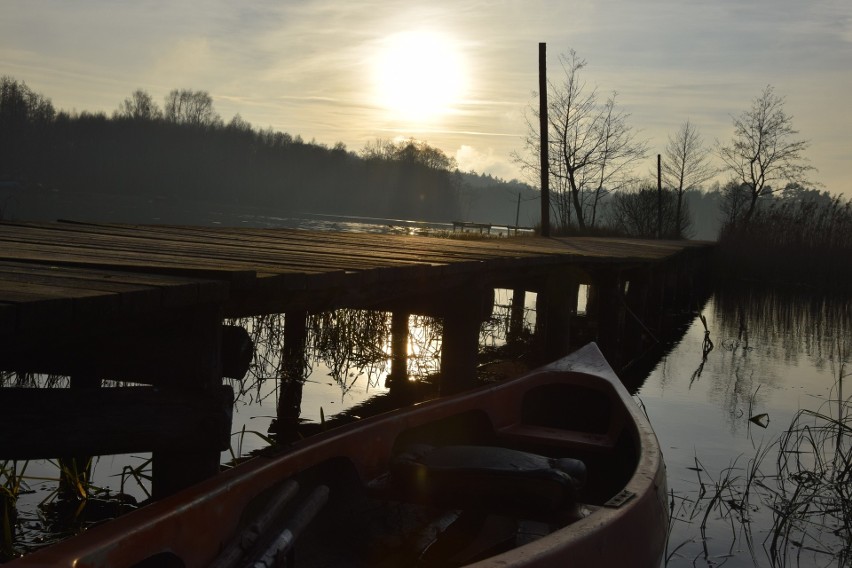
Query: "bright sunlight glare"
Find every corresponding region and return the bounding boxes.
[372,30,468,123]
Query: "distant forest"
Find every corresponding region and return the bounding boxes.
[0,77,542,229]
[5,77,834,241]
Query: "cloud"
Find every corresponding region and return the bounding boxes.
[456,145,522,180]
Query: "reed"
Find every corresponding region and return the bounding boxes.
[716,193,852,286]
[667,352,851,566]
[1,460,29,560]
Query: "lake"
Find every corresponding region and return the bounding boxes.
[640,285,851,567]
[2,216,850,567]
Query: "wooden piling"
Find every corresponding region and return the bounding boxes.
[151,304,224,499]
[274,310,308,440]
[508,288,527,342]
[387,311,410,389]
[535,271,580,361]
[440,287,491,394]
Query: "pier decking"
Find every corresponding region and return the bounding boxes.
[0,220,713,495]
[0,220,709,328]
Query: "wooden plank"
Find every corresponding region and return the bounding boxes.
[0,240,260,288]
[53,221,535,265]
[0,261,229,307]
[55,221,462,266]
[0,227,440,274]
[6,222,445,267]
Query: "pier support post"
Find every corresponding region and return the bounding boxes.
[621,268,658,362]
[508,288,527,343]
[440,287,491,395]
[59,374,101,499]
[274,310,309,440]
[152,305,224,499]
[386,311,410,390]
[587,269,626,364]
[535,271,580,361]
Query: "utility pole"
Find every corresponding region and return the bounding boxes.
[539,42,550,237]
[657,154,662,239]
[515,192,521,231]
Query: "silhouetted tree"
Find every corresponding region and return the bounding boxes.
[115,89,161,121]
[720,180,752,227]
[608,185,687,238]
[518,50,647,230]
[0,76,55,180]
[662,120,715,238]
[163,89,221,127]
[718,85,815,226]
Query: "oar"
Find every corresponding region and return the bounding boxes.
[250,484,330,568]
[210,479,300,568]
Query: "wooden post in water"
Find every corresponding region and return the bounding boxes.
[59,373,101,499]
[535,270,579,360]
[508,288,527,343]
[621,268,657,361]
[387,311,410,390]
[539,42,550,237]
[440,287,491,395]
[588,268,626,364]
[151,304,224,499]
[275,310,308,440]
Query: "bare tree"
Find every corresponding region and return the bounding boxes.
[609,184,688,238]
[662,120,715,237]
[517,50,647,230]
[115,89,161,121]
[718,85,815,226]
[163,89,221,127]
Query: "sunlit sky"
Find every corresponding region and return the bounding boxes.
[2,0,850,196]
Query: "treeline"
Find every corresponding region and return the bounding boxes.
[0,77,467,222]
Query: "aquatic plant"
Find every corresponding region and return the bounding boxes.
[667,350,851,567]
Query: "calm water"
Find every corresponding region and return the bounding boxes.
[641,287,851,567]
[3,215,851,567]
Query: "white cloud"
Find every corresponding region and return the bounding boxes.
[456,145,522,181]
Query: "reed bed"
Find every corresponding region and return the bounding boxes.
[716,194,852,286]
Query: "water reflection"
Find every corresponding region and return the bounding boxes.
[225,289,536,448]
[641,284,852,567]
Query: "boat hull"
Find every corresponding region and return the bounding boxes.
[10,343,668,567]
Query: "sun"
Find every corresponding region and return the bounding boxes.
[372,31,468,123]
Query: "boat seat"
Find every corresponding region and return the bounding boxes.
[388,444,586,515]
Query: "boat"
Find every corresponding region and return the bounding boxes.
[10,343,668,567]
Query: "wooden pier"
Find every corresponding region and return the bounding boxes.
[0,220,712,495]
